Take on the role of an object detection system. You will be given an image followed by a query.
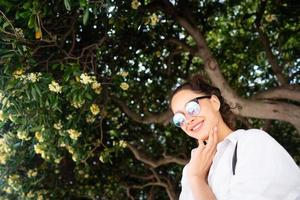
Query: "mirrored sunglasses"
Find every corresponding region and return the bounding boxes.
[172,96,211,127]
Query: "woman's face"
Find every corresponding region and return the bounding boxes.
[171,89,221,141]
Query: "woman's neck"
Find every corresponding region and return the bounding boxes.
[217,121,233,143]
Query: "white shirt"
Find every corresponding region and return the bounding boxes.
[179,129,300,200]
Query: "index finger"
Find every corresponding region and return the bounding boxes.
[204,127,218,152]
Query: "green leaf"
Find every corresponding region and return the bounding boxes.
[33,84,42,97]
[2,21,10,29]
[28,15,35,29]
[64,0,71,11]
[79,0,87,8]
[83,8,89,25]
[23,2,31,9]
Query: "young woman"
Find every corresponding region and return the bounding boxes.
[170,75,300,200]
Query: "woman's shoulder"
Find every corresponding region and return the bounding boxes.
[235,128,275,144]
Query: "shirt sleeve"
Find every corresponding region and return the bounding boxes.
[225,129,300,200]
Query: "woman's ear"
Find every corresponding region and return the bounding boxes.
[210,95,221,111]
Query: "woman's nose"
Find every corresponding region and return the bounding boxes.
[186,115,196,125]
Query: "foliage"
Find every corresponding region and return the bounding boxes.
[0,0,299,199]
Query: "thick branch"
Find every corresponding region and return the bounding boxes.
[252,84,300,101]
[127,143,188,168]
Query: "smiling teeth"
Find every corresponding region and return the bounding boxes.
[192,123,202,131]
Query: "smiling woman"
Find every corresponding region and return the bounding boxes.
[170,75,300,200]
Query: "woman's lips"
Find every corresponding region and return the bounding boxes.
[190,121,204,132]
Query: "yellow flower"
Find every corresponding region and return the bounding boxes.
[48,80,62,93]
[67,129,81,140]
[119,140,127,148]
[26,191,35,198]
[27,169,38,178]
[17,130,31,141]
[34,144,46,158]
[92,82,102,94]
[66,145,74,154]
[80,73,95,85]
[120,82,129,90]
[3,187,12,194]
[265,14,277,22]
[13,68,25,78]
[0,138,12,164]
[53,121,63,130]
[8,114,15,122]
[131,0,141,9]
[150,13,158,26]
[120,71,129,78]
[37,193,43,200]
[90,104,100,115]
[72,154,78,162]
[71,100,85,108]
[99,155,104,163]
[54,157,62,164]
[7,174,20,188]
[35,131,44,142]
[0,110,5,121]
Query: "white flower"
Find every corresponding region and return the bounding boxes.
[48,80,62,93]
[53,121,63,130]
[27,72,42,83]
[67,129,81,140]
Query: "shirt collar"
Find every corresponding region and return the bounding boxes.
[216,129,245,150]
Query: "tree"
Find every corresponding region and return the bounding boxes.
[0,0,299,199]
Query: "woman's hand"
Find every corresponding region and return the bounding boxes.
[187,126,218,181]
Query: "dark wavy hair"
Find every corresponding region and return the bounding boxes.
[170,75,236,130]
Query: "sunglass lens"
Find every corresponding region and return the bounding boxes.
[186,101,200,116]
[173,113,185,127]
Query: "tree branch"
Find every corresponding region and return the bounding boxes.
[254,0,288,86]
[127,143,188,168]
[111,96,173,125]
[252,84,300,102]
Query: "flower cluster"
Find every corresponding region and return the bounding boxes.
[35,131,44,142]
[71,100,85,109]
[113,140,127,148]
[48,80,62,93]
[120,82,129,90]
[12,69,42,83]
[0,137,13,164]
[67,129,81,140]
[53,121,63,130]
[265,14,277,22]
[131,0,141,9]
[150,13,159,26]
[78,73,102,94]
[90,104,100,116]
[27,169,38,178]
[17,130,31,141]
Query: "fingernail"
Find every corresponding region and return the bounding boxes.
[214,126,217,131]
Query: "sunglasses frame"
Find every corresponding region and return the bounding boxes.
[172,95,211,127]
